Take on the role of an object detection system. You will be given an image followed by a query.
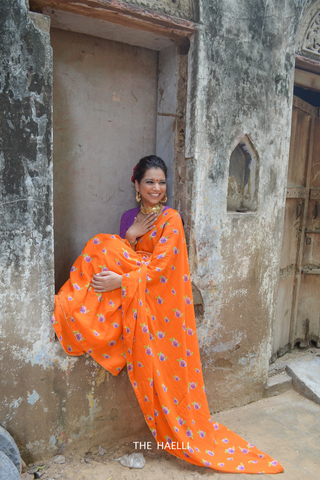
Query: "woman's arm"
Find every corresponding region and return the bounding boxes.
[90,211,160,292]
[120,210,130,239]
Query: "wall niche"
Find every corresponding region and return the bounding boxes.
[227,135,259,212]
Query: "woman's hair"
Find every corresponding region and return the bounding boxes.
[131,155,167,183]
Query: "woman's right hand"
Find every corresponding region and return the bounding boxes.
[125,212,157,244]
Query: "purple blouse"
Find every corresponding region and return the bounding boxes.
[119,206,170,239]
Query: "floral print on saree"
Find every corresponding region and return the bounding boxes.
[52,208,283,474]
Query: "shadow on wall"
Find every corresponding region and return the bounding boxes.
[227,135,259,212]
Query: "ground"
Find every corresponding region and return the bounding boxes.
[24,389,320,480]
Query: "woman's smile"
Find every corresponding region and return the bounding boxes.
[136,167,167,208]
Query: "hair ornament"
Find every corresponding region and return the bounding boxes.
[131,165,137,183]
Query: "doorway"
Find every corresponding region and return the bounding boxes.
[52,29,159,290]
[273,89,320,359]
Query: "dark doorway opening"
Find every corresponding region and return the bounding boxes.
[294,85,320,107]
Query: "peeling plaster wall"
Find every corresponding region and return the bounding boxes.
[0,1,150,463]
[125,0,198,21]
[0,0,53,460]
[185,0,307,412]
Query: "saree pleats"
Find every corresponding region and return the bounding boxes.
[52,209,283,474]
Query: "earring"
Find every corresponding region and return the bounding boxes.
[136,191,141,202]
[160,194,167,204]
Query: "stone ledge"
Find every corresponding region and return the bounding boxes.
[265,372,293,398]
[286,356,320,405]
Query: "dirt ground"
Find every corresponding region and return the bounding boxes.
[24,389,320,480]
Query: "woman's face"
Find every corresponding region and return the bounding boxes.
[135,167,167,208]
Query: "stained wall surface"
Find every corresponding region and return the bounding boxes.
[184,0,307,412]
[125,0,197,21]
[52,28,158,289]
[0,0,55,461]
[0,2,153,464]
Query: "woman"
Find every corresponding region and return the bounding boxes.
[52,155,283,474]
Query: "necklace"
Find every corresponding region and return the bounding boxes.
[140,203,162,215]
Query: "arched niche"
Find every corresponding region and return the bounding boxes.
[227,135,259,212]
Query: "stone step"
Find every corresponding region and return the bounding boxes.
[265,372,293,398]
[286,356,320,405]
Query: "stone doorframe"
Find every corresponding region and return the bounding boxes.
[30,0,196,51]
[29,0,198,281]
[271,1,320,361]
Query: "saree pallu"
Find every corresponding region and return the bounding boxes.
[52,208,283,474]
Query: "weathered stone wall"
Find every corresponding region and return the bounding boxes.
[124,0,198,21]
[0,2,154,462]
[0,0,53,460]
[184,0,307,412]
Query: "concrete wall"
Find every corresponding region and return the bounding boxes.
[184,0,306,412]
[156,45,179,208]
[0,0,55,461]
[0,1,183,463]
[52,28,158,289]
[125,0,197,21]
[0,2,154,463]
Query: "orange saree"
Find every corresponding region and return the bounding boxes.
[52,208,283,474]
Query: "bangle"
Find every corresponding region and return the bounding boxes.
[130,240,137,246]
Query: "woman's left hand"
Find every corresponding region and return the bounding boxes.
[91,271,122,292]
